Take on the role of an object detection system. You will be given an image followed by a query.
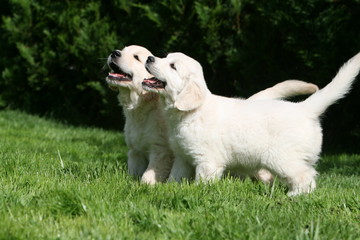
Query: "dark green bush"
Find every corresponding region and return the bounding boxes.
[1,0,360,151]
[0,0,124,127]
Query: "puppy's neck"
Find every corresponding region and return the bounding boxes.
[117,88,159,111]
[141,91,159,104]
[160,97,192,121]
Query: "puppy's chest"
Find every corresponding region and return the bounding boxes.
[125,129,151,151]
[124,116,165,150]
[169,119,202,149]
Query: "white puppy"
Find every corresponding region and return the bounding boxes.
[143,52,360,195]
[106,46,173,184]
[106,45,318,184]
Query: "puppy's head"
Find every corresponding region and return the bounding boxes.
[106,45,153,93]
[143,52,208,111]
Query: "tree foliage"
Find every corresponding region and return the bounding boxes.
[1,0,360,151]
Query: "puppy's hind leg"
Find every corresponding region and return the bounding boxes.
[286,165,317,197]
[254,169,274,184]
[141,148,174,184]
[127,149,147,178]
[269,160,317,196]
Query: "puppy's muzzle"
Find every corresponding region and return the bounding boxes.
[111,50,121,59]
[106,49,132,91]
[108,50,123,73]
[145,56,155,74]
[147,56,155,63]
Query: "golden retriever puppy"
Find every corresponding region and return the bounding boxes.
[106,46,173,184]
[106,45,317,184]
[143,52,360,195]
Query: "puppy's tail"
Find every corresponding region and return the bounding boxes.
[248,80,318,101]
[301,52,360,117]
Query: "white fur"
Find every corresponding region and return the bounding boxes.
[144,52,360,195]
[106,45,173,184]
[248,80,318,100]
[106,46,318,184]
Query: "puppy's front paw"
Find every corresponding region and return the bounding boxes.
[141,170,157,185]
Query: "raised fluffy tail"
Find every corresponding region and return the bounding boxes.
[301,52,360,116]
[248,80,318,100]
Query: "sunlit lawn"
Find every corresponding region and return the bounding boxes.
[0,110,359,239]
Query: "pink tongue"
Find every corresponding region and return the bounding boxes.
[144,78,156,84]
[108,72,125,78]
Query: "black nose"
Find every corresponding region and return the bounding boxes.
[111,50,121,58]
[147,56,155,63]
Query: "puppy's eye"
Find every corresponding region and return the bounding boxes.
[134,55,140,61]
[170,63,176,70]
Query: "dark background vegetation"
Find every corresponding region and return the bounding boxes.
[1,0,360,152]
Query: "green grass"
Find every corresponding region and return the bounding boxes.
[0,110,359,240]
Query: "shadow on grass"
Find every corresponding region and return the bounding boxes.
[317,154,360,176]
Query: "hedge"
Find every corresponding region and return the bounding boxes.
[1,0,360,151]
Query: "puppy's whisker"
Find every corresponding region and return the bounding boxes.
[101,63,108,71]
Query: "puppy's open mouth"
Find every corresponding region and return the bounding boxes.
[106,62,132,90]
[142,77,166,89]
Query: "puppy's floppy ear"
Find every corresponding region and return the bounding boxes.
[174,80,206,111]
